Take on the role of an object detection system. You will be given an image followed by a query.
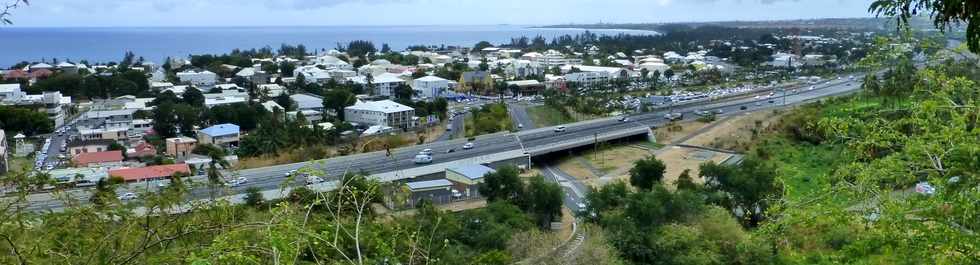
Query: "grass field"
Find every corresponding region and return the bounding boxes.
[526,105,574,127]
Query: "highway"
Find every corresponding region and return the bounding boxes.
[18,75,864,211]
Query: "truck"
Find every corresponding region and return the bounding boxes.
[414,154,433,164]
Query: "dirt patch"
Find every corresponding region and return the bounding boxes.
[653,120,713,144]
[683,110,789,152]
[555,143,653,183]
[656,146,732,188]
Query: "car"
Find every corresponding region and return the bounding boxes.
[419,149,434,156]
[445,148,456,154]
[664,113,683,121]
[285,170,297,177]
[306,175,325,185]
[768,99,775,104]
[712,109,724,114]
[414,154,433,164]
[554,126,566,133]
[618,116,630,122]
[45,165,55,171]
[236,177,248,184]
[517,123,523,129]
[462,142,475,149]
[693,110,711,116]
[157,181,169,188]
[118,192,138,201]
[446,126,452,131]
[755,102,763,106]
[740,105,749,110]
[576,202,587,211]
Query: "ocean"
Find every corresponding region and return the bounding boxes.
[0,25,657,66]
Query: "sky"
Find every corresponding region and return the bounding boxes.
[5,0,877,27]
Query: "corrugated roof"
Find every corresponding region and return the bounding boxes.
[109,164,190,182]
[406,179,453,191]
[73,150,124,166]
[448,164,495,180]
[200,123,240,137]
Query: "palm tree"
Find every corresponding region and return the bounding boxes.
[198,144,229,201]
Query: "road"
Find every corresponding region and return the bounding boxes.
[507,103,538,130]
[18,75,864,211]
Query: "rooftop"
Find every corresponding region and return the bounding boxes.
[448,164,495,180]
[73,150,124,166]
[346,99,414,113]
[199,123,240,137]
[406,179,453,191]
[109,164,191,182]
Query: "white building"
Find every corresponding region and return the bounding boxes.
[258,84,287,97]
[176,70,218,88]
[315,55,353,70]
[294,65,332,84]
[412,76,449,99]
[562,65,629,87]
[349,73,406,97]
[344,100,416,130]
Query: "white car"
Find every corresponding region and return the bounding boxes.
[619,116,630,122]
[414,154,433,164]
[462,142,475,150]
[419,149,434,156]
[306,176,325,185]
[118,192,138,201]
[554,126,566,133]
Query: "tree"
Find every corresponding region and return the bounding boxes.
[181,87,205,107]
[243,187,264,207]
[478,166,524,203]
[870,0,980,53]
[322,88,356,121]
[629,156,666,190]
[524,175,564,228]
[474,41,494,51]
[393,83,414,101]
[152,102,178,138]
[0,0,28,25]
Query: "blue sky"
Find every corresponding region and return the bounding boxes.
[7,0,876,27]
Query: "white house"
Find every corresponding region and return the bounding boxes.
[412,76,449,99]
[176,70,218,88]
[349,73,405,97]
[344,100,415,130]
[315,55,353,70]
[294,65,332,84]
[258,84,287,97]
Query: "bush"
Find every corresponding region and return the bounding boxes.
[243,187,264,207]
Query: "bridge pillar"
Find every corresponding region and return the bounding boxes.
[647,127,658,144]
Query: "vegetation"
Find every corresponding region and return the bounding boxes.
[465,103,514,137]
[0,105,53,136]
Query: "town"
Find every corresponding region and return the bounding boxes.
[2,26,875,203]
[0,1,977,263]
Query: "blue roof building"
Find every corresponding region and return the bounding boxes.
[198,123,240,147]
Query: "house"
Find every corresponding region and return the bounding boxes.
[72,150,124,167]
[294,66,332,84]
[165,137,197,160]
[562,65,629,87]
[314,55,353,70]
[127,142,158,159]
[235,67,269,85]
[445,164,495,197]
[261,101,284,113]
[198,123,240,148]
[412,75,449,99]
[291,93,325,113]
[404,179,457,207]
[204,96,248,108]
[349,73,405,97]
[109,164,191,183]
[458,71,494,94]
[258,84,286,97]
[67,139,116,156]
[505,80,546,96]
[77,127,129,141]
[0,83,25,102]
[176,70,218,87]
[344,100,416,130]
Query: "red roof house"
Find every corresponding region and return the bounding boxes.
[3,69,28,80]
[109,164,190,182]
[73,150,124,167]
[31,69,53,79]
[128,142,158,158]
